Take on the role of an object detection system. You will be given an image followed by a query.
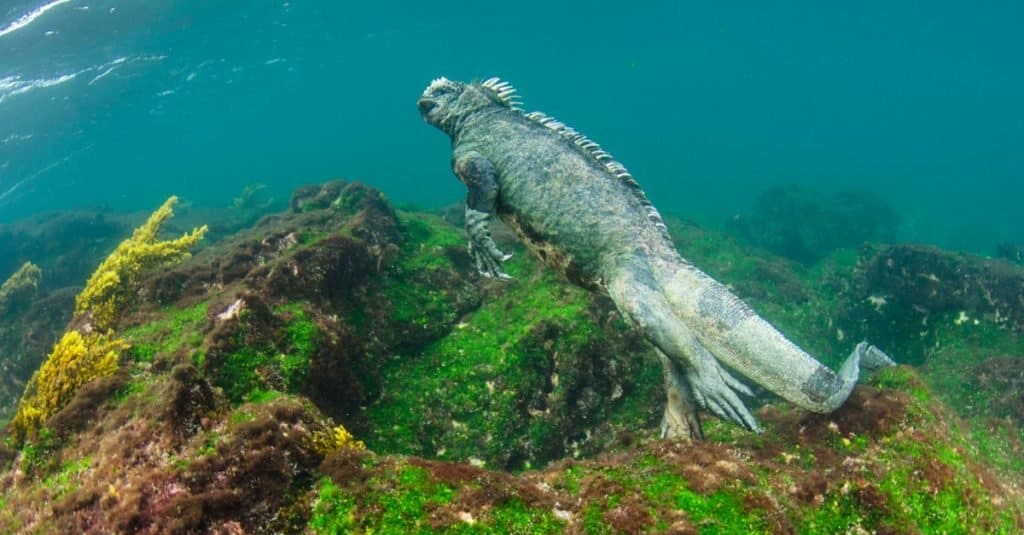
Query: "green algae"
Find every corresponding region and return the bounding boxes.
[785,367,1020,533]
[364,270,586,463]
[214,304,318,404]
[563,454,769,534]
[872,366,932,404]
[308,462,564,534]
[480,500,564,534]
[365,212,466,345]
[42,455,91,499]
[1,200,1021,532]
[397,212,466,273]
[363,259,642,468]
[309,465,453,533]
[309,478,358,533]
[123,302,208,363]
[16,427,58,473]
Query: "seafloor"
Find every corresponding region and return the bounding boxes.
[0,180,1022,533]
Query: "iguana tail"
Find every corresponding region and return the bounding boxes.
[656,258,894,413]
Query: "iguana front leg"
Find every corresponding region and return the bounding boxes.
[453,150,513,279]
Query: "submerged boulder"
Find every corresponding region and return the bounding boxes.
[729,184,900,265]
[842,244,1024,365]
[0,180,1021,533]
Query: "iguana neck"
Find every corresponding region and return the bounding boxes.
[451,106,509,141]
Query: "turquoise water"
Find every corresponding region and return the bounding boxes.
[1,1,1021,252]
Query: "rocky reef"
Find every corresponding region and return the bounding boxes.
[728,184,900,265]
[0,180,1021,533]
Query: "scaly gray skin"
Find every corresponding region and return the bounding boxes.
[417,77,895,438]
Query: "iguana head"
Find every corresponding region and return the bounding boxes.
[418,77,518,134]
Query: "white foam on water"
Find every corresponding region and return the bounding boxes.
[87,56,128,85]
[0,71,80,104]
[0,0,74,38]
[0,55,166,104]
[1,133,34,144]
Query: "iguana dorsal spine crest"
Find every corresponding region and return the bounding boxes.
[478,78,669,238]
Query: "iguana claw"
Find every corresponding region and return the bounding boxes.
[684,345,762,434]
[469,242,513,280]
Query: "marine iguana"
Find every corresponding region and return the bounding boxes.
[417,76,895,438]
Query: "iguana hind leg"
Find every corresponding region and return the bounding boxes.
[608,267,762,434]
[657,350,703,439]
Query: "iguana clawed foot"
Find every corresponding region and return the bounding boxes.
[468,242,513,280]
[465,208,513,280]
[684,345,763,434]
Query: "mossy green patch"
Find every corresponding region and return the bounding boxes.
[363,267,594,467]
[966,420,1024,477]
[798,490,882,533]
[308,478,357,534]
[480,499,564,534]
[213,304,318,404]
[871,366,932,404]
[396,212,466,273]
[123,302,208,363]
[108,379,147,409]
[369,213,466,339]
[378,277,456,334]
[377,465,454,529]
[17,427,58,473]
[310,461,564,534]
[607,459,768,534]
[913,317,1020,413]
[310,464,454,533]
[42,455,91,499]
[787,369,1020,533]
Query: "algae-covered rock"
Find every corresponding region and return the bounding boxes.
[0,212,128,293]
[996,242,1024,266]
[857,244,1024,331]
[0,262,41,318]
[729,184,900,265]
[839,244,1024,366]
[0,180,1021,533]
[0,288,75,422]
[302,368,1022,533]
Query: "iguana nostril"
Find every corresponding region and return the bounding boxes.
[418,98,437,115]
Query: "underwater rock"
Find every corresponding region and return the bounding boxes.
[160,364,219,441]
[301,369,1021,533]
[996,242,1024,266]
[1,180,1021,532]
[858,244,1024,329]
[0,211,130,293]
[45,372,131,440]
[968,356,1024,426]
[0,288,75,418]
[848,244,1024,365]
[729,184,899,265]
[165,399,324,533]
[0,211,143,417]
[0,262,41,318]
